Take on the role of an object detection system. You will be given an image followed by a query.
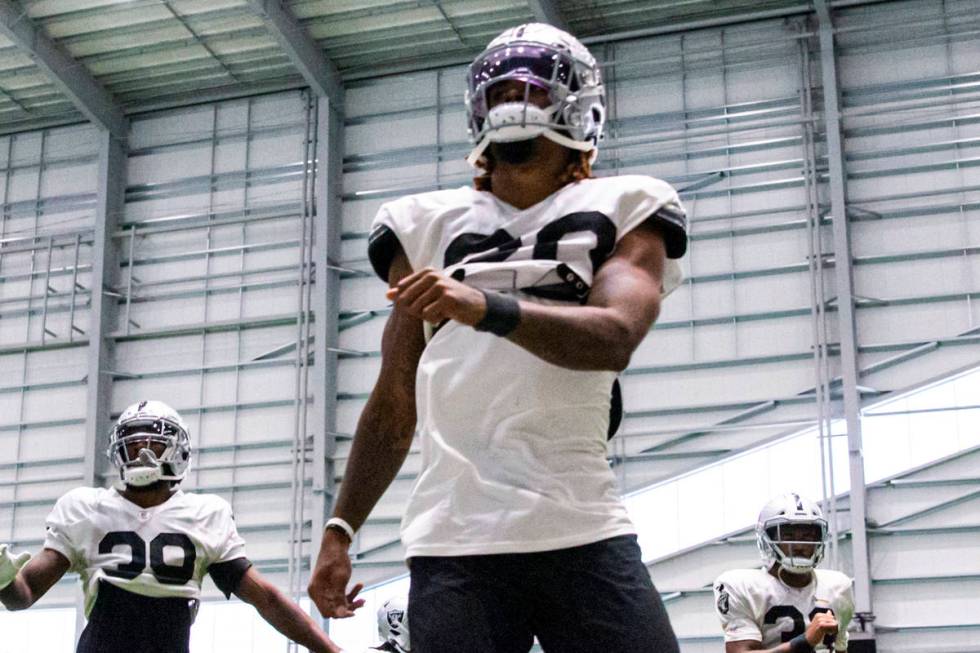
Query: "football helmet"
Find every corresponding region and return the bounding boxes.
[465,23,606,166]
[756,492,828,574]
[376,595,410,652]
[107,400,191,487]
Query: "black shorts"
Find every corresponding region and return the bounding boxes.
[76,581,196,653]
[408,534,680,653]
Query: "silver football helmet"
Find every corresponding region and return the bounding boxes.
[756,492,829,574]
[107,400,191,487]
[465,23,606,166]
[376,595,410,652]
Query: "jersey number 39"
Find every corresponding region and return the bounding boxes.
[99,531,196,585]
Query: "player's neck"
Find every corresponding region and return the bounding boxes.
[770,564,814,589]
[120,481,177,508]
[489,139,570,210]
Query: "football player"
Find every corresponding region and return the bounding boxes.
[370,596,410,652]
[713,493,855,652]
[0,400,346,653]
[309,22,686,652]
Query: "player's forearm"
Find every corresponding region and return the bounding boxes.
[506,300,652,371]
[0,575,35,610]
[255,587,340,653]
[331,391,414,532]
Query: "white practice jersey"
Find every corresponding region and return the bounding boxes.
[44,486,246,616]
[714,568,854,651]
[368,175,688,557]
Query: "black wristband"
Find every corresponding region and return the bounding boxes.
[474,290,521,337]
[788,635,815,653]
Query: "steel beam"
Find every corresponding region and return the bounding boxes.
[246,0,344,103]
[527,0,569,31]
[814,0,874,633]
[0,1,127,138]
[309,93,344,591]
[82,130,125,487]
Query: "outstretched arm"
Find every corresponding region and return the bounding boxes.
[387,222,669,371]
[235,566,343,653]
[0,547,70,611]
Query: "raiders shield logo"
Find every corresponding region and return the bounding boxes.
[716,585,730,615]
[388,609,405,627]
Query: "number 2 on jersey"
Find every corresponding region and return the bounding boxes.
[99,531,196,585]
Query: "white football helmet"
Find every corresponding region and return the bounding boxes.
[107,400,191,487]
[757,492,829,574]
[465,23,606,166]
[376,595,410,652]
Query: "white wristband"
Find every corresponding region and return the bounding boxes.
[325,517,355,541]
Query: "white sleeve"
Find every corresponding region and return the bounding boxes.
[210,499,247,564]
[714,576,763,643]
[614,176,688,259]
[43,492,83,569]
[370,200,429,276]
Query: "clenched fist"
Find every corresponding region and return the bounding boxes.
[386,267,487,326]
[805,610,839,647]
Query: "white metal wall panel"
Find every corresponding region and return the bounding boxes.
[838,0,980,398]
[0,123,96,609]
[108,91,318,597]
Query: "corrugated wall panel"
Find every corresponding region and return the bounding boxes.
[0,123,96,608]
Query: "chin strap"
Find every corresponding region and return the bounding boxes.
[466,129,596,167]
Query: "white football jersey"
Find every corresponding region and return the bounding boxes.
[369,175,687,557]
[714,568,854,651]
[44,486,246,616]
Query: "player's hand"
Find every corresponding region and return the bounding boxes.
[804,611,839,647]
[0,543,31,590]
[307,531,365,618]
[386,267,487,327]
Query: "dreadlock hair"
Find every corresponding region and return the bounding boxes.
[473,145,593,192]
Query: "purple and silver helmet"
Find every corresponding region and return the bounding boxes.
[464,23,606,166]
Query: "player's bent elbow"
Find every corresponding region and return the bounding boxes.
[605,316,645,372]
[606,346,633,372]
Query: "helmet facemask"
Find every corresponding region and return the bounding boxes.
[759,520,827,575]
[465,27,606,167]
[756,492,829,576]
[107,408,191,487]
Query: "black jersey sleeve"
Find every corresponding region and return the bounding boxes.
[208,557,253,599]
[367,224,403,282]
[644,202,687,259]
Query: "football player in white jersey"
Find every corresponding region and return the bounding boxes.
[0,400,345,653]
[370,596,410,652]
[714,493,855,653]
[309,22,685,652]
